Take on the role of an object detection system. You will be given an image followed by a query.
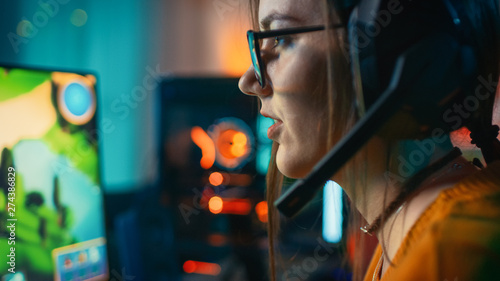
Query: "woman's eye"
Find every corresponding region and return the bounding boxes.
[273,36,292,49]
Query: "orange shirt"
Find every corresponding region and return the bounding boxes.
[363,160,500,281]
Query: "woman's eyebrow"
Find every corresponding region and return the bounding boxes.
[260,12,301,30]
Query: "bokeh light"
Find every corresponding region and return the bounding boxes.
[208,196,223,214]
[70,9,88,27]
[255,201,268,223]
[182,260,221,276]
[191,126,216,169]
[183,260,196,274]
[16,20,35,38]
[208,172,224,186]
[230,132,248,157]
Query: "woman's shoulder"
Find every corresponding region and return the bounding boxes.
[386,161,500,280]
[429,160,500,243]
[442,159,500,216]
[390,213,500,281]
[407,195,500,281]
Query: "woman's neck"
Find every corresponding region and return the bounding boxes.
[350,135,457,225]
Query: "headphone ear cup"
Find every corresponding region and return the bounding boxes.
[347,0,481,139]
[366,32,465,139]
[407,33,464,133]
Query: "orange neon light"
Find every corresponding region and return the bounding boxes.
[209,172,224,186]
[208,196,224,214]
[208,196,252,216]
[191,126,215,169]
[217,129,249,159]
[230,132,248,157]
[183,260,221,276]
[255,201,268,223]
[221,198,252,215]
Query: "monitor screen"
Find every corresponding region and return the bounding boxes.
[0,65,108,281]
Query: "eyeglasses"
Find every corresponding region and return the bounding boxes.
[246,24,343,87]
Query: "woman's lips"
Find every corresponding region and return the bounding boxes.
[260,111,282,140]
[267,120,283,139]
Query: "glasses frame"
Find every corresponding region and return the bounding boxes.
[246,24,343,87]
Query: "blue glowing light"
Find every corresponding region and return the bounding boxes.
[256,115,273,174]
[323,180,343,243]
[63,82,92,116]
[256,115,274,143]
[256,145,272,175]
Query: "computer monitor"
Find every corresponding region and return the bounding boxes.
[0,65,108,281]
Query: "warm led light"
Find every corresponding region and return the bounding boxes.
[255,201,268,223]
[209,196,223,214]
[209,172,224,186]
[233,132,247,145]
[230,132,248,157]
[182,260,221,276]
[183,260,196,273]
[208,197,252,215]
[230,146,245,158]
[218,129,239,159]
[208,118,254,170]
[219,20,252,76]
[221,199,251,215]
[217,130,249,159]
[191,126,216,169]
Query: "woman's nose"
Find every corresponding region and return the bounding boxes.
[238,65,272,97]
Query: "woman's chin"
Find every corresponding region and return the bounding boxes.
[276,156,313,179]
[278,168,309,180]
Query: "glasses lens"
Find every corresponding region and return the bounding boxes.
[247,31,264,86]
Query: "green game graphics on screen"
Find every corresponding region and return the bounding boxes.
[0,67,108,281]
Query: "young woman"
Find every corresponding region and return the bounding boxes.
[239,0,500,280]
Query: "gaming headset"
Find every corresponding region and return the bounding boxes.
[275,0,498,217]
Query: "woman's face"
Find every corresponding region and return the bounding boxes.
[239,0,329,179]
